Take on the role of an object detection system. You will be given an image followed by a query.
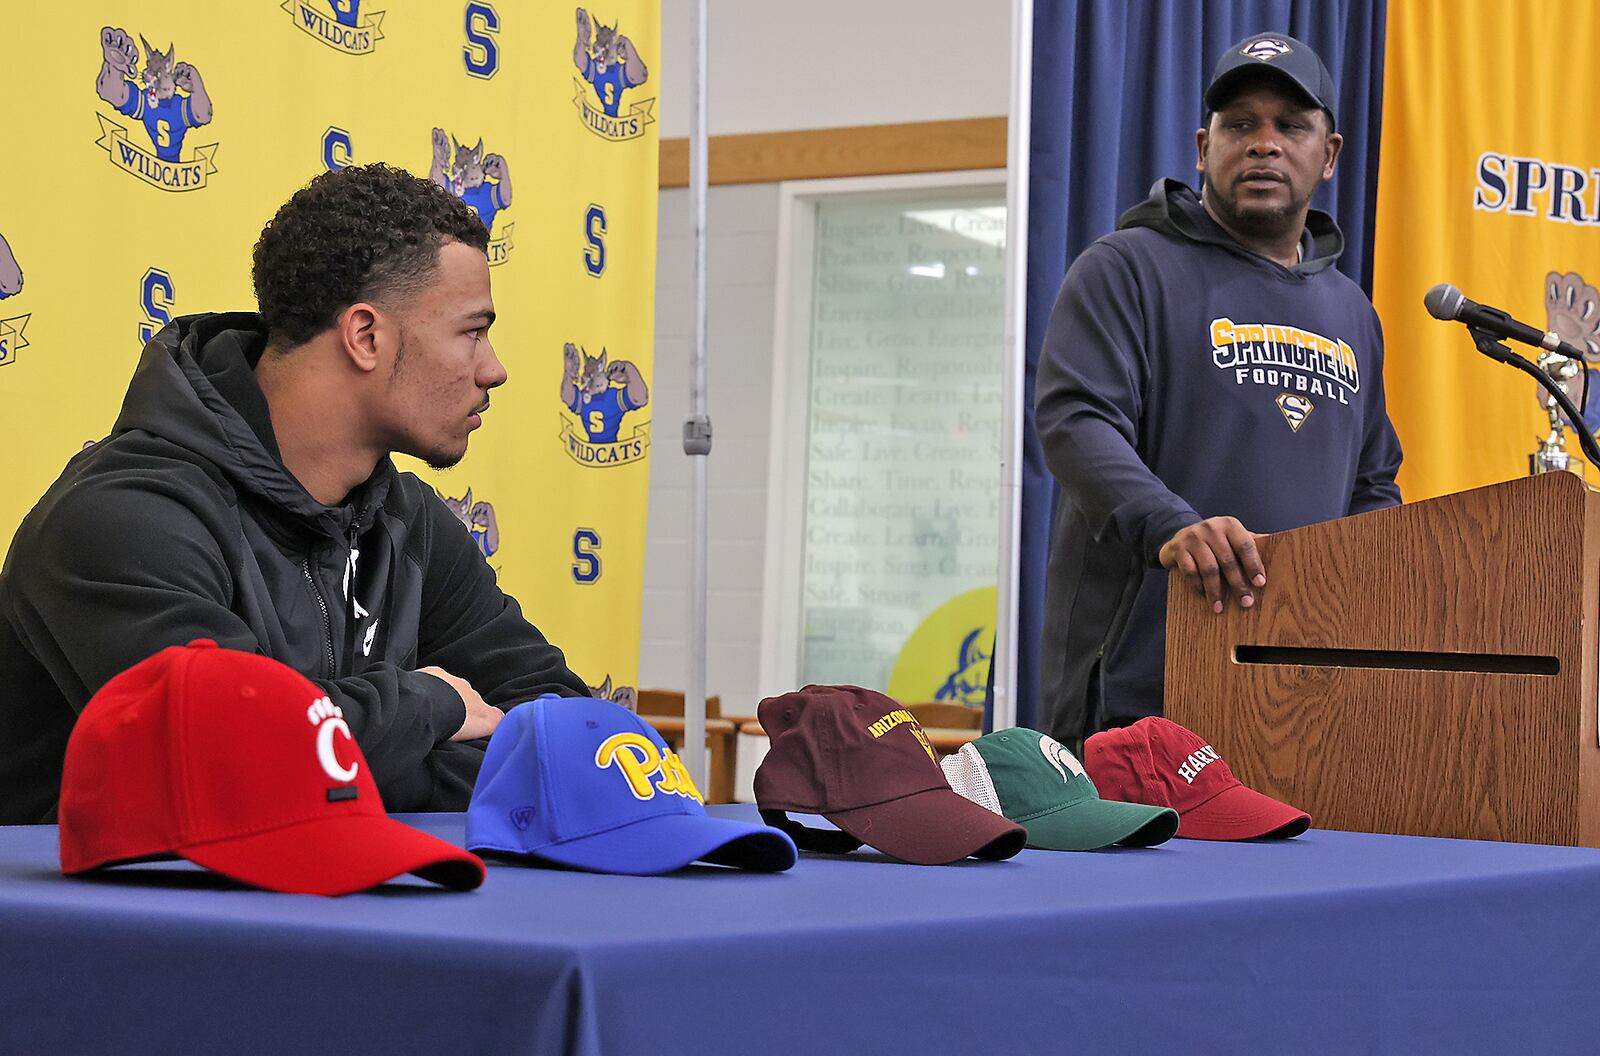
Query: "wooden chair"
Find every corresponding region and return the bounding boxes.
[636,689,737,804]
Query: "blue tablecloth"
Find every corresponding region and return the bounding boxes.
[3,806,1598,1055]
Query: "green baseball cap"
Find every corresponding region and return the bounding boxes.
[941,730,1178,851]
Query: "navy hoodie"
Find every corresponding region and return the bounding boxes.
[1036,179,1402,743]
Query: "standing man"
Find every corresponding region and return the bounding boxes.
[0,164,589,823]
[1036,34,1402,747]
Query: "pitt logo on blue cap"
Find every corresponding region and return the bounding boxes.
[596,732,703,802]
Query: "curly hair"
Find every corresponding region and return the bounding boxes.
[252,163,490,346]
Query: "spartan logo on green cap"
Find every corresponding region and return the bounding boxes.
[942,730,1179,851]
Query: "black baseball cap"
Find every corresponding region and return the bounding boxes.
[1205,33,1337,130]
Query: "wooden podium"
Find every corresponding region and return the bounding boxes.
[1165,472,1600,846]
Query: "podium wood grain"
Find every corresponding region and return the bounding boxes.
[1165,472,1600,845]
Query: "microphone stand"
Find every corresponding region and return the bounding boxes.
[1468,327,1600,469]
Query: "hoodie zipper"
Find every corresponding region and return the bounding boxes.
[302,557,335,679]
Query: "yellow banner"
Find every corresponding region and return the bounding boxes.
[1372,0,1600,500]
[0,0,658,700]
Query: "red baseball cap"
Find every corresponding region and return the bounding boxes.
[1083,717,1310,840]
[59,640,485,895]
[753,685,1025,865]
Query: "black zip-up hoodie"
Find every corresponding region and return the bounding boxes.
[0,313,588,823]
[1036,180,1402,744]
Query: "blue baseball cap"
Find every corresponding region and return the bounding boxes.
[466,696,796,875]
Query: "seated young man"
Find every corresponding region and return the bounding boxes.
[0,163,588,823]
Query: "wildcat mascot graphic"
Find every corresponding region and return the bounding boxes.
[280,0,387,56]
[439,488,500,560]
[572,7,654,141]
[560,342,650,467]
[429,128,513,266]
[94,27,218,191]
[0,231,28,368]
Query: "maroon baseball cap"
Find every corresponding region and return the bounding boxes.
[1083,717,1310,840]
[753,685,1025,865]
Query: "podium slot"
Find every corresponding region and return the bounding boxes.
[1232,646,1559,676]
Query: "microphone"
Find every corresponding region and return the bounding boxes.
[1424,283,1588,361]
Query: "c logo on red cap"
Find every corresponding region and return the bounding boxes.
[307,696,359,783]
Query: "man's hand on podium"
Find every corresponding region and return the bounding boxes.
[1159,517,1266,615]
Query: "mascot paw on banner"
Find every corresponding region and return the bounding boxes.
[1537,271,1600,434]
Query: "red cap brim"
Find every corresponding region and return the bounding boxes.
[1177,782,1310,841]
[183,814,485,896]
[825,787,1026,865]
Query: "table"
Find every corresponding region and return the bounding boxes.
[4,807,1598,1055]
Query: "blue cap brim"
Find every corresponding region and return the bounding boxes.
[477,811,797,875]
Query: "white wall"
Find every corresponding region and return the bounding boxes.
[642,183,780,712]
[639,2,1012,713]
[656,0,1011,138]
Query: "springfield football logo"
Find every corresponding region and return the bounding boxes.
[440,487,500,559]
[94,28,218,191]
[561,342,651,467]
[0,231,29,368]
[280,0,386,56]
[1210,317,1360,408]
[572,6,654,141]
[430,129,514,266]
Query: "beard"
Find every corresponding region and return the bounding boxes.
[1202,173,1311,241]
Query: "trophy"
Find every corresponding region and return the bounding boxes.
[1531,349,1581,475]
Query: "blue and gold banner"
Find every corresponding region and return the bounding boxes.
[1373,1,1600,499]
[0,0,658,699]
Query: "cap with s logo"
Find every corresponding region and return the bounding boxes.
[1084,717,1311,840]
[941,729,1178,850]
[58,640,485,895]
[466,695,795,874]
[754,685,1026,865]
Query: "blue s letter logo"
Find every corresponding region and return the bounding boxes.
[138,268,175,348]
[584,204,607,277]
[463,2,500,79]
[573,528,601,583]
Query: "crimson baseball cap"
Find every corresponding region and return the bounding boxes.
[1083,717,1310,840]
[466,695,795,875]
[753,685,1026,865]
[59,640,485,895]
[1205,33,1338,130]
